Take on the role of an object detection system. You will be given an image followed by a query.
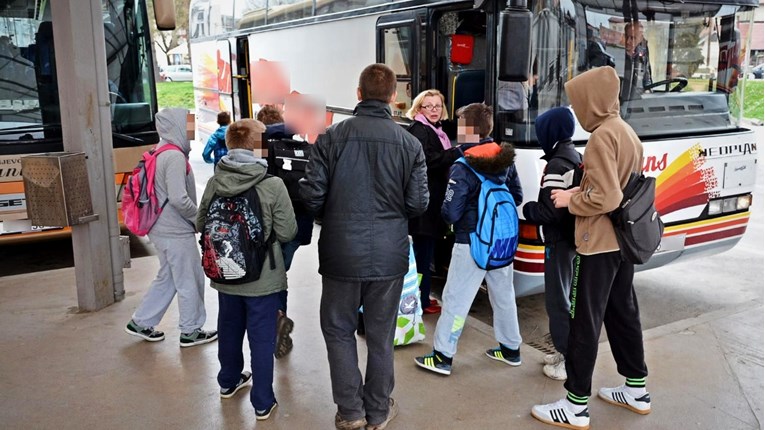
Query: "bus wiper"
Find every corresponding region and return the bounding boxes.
[0,123,62,137]
[112,131,146,144]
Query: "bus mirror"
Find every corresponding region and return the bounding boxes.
[498,0,532,82]
[154,0,177,31]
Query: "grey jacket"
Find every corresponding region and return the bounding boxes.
[151,108,197,237]
[300,99,429,281]
[196,149,297,297]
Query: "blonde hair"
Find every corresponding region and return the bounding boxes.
[406,89,449,121]
[226,118,266,150]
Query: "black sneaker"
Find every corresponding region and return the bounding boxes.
[179,329,218,348]
[220,371,252,399]
[275,314,294,359]
[124,320,165,342]
[255,401,278,421]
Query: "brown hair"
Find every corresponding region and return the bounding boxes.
[225,118,266,150]
[358,64,397,102]
[256,105,284,125]
[456,103,493,138]
[217,111,231,126]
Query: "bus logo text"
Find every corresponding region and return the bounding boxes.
[643,154,667,172]
[700,143,757,159]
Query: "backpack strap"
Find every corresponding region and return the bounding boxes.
[155,143,191,174]
[455,157,487,182]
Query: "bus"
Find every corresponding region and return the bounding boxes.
[188,0,759,296]
[0,0,175,242]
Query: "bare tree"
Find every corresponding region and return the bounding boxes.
[147,0,190,65]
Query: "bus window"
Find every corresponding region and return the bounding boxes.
[380,25,414,119]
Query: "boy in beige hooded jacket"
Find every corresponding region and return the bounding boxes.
[531,66,650,430]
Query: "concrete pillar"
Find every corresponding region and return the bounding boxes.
[51,0,124,311]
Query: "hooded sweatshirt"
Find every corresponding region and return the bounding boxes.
[442,141,522,244]
[522,107,581,245]
[196,149,297,297]
[564,66,644,255]
[150,108,198,237]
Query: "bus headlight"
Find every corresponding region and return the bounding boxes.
[723,197,738,213]
[708,199,723,215]
[736,194,752,211]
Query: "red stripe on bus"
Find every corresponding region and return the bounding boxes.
[514,260,545,273]
[665,217,749,237]
[684,226,747,246]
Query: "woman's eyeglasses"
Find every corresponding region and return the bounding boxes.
[421,104,443,111]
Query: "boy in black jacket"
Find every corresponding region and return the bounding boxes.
[523,107,581,381]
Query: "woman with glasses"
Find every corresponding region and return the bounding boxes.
[405,89,462,315]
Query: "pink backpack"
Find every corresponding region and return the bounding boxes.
[122,144,190,236]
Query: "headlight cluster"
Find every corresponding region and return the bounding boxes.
[708,194,752,215]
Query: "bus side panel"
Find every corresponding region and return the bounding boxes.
[246,15,380,116]
[191,40,223,144]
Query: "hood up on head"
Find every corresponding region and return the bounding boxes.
[564,67,620,133]
[535,107,574,155]
[464,142,516,175]
[155,108,191,155]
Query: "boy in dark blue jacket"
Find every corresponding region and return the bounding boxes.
[522,107,581,381]
[202,111,231,165]
[414,103,523,376]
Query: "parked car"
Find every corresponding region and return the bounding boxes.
[160,64,193,82]
[749,64,763,80]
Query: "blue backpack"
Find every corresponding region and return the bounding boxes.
[456,158,519,270]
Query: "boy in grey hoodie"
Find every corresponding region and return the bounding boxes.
[124,108,218,347]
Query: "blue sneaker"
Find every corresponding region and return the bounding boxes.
[414,351,452,375]
[485,346,522,366]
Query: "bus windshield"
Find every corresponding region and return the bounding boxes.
[0,0,158,152]
[503,0,754,145]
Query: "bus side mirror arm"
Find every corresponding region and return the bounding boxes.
[154,0,177,31]
[498,0,532,82]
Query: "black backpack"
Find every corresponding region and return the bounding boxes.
[267,138,312,211]
[200,184,276,285]
[610,172,664,264]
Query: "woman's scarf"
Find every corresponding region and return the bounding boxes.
[414,113,451,150]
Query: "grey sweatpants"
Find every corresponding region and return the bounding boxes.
[132,233,206,333]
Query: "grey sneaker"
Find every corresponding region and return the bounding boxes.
[543,359,567,381]
[335,413,367,430]
[125,320,165,342]
[544,351,565,365]
[179,329,218,348]
[220,371,252,399]
[256,401,278,421]
[366,398,399,430]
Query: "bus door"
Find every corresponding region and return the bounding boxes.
[376,12,423,121]
[427,8,490,123]
[233,37,252,119]
[215,39,235,118]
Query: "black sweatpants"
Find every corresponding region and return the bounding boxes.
[564,251,648,398]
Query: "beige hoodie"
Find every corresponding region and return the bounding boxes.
[564,66,644,255]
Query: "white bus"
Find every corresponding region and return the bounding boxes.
[188,0,759,296]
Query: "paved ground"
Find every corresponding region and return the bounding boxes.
[0,238,761,429]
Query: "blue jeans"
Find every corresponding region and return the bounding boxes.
[433,243,522,358]
[278,239,302,313]
[217,291,280,411]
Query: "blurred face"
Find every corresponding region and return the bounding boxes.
[418,95,443,123]
[625,24,643,56]
[457,117,481,144]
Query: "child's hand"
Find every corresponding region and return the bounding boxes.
[551,187,579,208]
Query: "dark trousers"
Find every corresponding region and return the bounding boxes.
[544,240,577,356]
[412,235,436,310]
[217,291,280,411]
[320,277,403,425]
[564,252,648,398]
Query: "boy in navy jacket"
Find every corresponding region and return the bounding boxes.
[414,103,523,376]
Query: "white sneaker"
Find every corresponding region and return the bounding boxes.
[531,398,590,430]
[544,352,565,365]
[598,384,651,415]
[543,359,567,381]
